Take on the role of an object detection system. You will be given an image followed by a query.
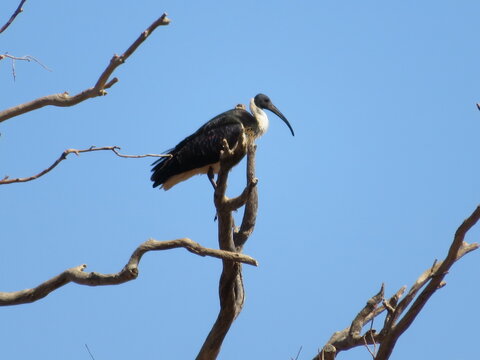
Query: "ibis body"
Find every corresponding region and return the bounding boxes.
[151,94,294,190]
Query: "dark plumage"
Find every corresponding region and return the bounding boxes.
[151,94,293,190]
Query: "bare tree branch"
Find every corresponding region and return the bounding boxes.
[349,284,384,341]
[375,206,480,360]
[0,54,51,81]
[0,0,27,34]
[234,144,259,250]
[0,237,258,306]
[291,346,303,360]
[314,205,480,360]
[84,344,96,360]
[0,13,170,123]
[196,139,258,360]
[0,145,171,185]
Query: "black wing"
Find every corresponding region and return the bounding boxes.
[151,110,251,188]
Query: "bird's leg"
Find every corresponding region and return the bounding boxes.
[209,166,219,221]
[207,166,217,190]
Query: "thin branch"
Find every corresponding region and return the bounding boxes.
[221,178,258,212]
[84,344,96,360]
[292,346,303,360]
[363,334,376,359]
[0,54,51,81]
[234,143,259,250]
[0,54,51,69]
[0,145,171,185]
[0,237,258,306]
[0,0,27,34]
[0,13,170,123]
[109,146,172,159]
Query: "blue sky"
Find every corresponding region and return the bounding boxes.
[2,1,480,359]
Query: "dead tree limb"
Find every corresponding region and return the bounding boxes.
[234,143,258,251]
[0,0,27,34]
[0,145,171,185]
[0,54,51,81]
[0,237,258,306]
[314,205,480,360]
[0,13,170,123]
[375,206,480,360]
[196,139,258,360]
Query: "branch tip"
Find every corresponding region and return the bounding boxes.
[0,145,171,185]
[0,12,169,123]
[0,0,27,34]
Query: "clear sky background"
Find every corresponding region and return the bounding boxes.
[2,1,480,359]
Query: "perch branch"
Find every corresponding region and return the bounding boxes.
[0,237,258,306]
[314,205,480,360]
[0,13,170,123]
[234,143,259,250]
[213,138,257,213]
[0,146,171,185]
[0,0,27,34]
[196,140,258,360]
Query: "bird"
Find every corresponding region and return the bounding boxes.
[151,93,294,190]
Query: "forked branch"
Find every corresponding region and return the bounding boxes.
[0,13,170,123]
[0,54,51,81]
[0,237,258,306]
[0,146,171,185]
[315,205,480,360]
[196,140,258,360]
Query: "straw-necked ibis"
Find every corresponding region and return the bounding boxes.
[151,93,294,190]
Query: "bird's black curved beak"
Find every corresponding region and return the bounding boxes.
[266,103,295,136]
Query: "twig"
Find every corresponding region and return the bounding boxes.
[85,344,96,360]
[0,13,170,123]
[293,346,303,360]
[363,335,376,359]
[109,146,172,159]
[0,54,51,81]
[0,237,258,306]
[0,145,171,185]
[364,319,377,358]
[0,0,27,34]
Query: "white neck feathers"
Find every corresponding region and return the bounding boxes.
[249,98,269,137]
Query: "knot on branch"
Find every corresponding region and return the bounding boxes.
[123,264,139,279]
[320,344,337,360]
[111,54,124,65]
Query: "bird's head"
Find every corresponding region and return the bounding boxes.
[254,94,294,136]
